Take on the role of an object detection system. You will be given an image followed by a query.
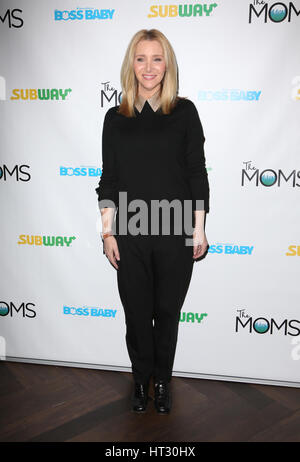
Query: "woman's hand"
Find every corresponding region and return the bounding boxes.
[193,229,208,260]
[103,236,120,270]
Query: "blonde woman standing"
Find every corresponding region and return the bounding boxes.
[96,29,210,414]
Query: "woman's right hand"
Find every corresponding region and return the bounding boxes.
[103,236,120,270]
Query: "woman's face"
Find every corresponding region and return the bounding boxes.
[133,39,166,96]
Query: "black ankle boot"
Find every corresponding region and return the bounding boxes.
[131,382,149,413]
[154,380,171,414]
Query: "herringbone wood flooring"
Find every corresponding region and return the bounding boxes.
[1,361,300,442]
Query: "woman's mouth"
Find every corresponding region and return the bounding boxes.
[143,75,156,80]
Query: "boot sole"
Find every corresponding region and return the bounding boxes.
[131,408,147,414]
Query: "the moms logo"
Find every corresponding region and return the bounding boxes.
[0,301,36,318]
[101,81,122,108]
[0,8,23,28]
[249,1,300,23]
[236,310,300,336]
[0,164,31,182]
[241,161,300,187]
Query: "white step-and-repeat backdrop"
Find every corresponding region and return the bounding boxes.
[1,0,300,387]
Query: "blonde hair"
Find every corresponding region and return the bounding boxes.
[118,29,185,117]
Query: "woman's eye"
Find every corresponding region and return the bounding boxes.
[136,58,163,62]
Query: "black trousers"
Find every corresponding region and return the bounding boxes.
[115,234,194,384]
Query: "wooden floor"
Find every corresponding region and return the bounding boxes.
[0,360,300,442]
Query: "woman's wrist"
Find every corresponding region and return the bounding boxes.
[100,230,113,241]
[194,210,205,233]
[193,227,205,235]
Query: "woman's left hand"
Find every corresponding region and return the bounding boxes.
[193,229,208,259]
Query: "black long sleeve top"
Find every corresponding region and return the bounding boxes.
[95,95,210,237]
